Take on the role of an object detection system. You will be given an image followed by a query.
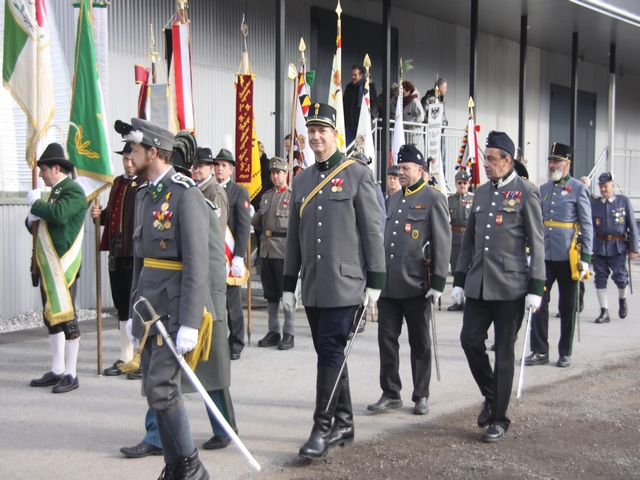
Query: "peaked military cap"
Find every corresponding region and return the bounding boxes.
[213,148,236,167]
[597,171,614,184]
[485,131,515,159]
[114,141,133,156]
[397,144,424,166]
[269,156,289,171]
[196,147,215,164]
[387,165,399,176]
[455,169,470,181]
[549,142,572,162]
[114,118,175,151]
[306,103,337,129]
[37,143,75,172]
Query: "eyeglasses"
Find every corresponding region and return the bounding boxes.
[456,181,468,185]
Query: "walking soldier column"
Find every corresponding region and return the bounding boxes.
[525,143,593,368]
[591,172,638,323]
[367,144,451,416]
[283,103,385,460]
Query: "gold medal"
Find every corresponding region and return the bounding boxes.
[160,240,166,250]
[161,202,169,212]
[337,187,342,192]
[158,224,165,231]
[508,199,515,206]
[332,186,338,192]
[154,220,161,229]
[164,220,172,229]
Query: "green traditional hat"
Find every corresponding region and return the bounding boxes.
[213,148,236,167]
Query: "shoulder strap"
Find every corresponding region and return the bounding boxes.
[300,160,356,217]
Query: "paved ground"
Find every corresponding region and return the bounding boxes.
[1,266,639,480]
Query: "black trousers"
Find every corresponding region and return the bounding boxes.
[227,285,245,352]
[109,256,134,320]
[460,296,525,431]
[305,306,357,370]
[531,260,576,357]
[260,257,284,303]
[377,295,432,402]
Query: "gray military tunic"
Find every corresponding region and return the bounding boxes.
[199,174,229,238]
[251,185,292,260]
[448,191,474,275]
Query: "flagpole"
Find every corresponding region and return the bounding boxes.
[95,198,103,375]
[31,160,40,288]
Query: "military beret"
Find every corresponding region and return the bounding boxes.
[306,103,337,129]
[549,142,572,162]
[196,147,215,164]
[269,156,289,171]
[213,148,236,167]
[387,165,399,176]
[455,169,470,181]
[114,141,133,156]
[485,131,515,159]
[37,143,75,172]
[114,118,175,151]
[598,172,614,184]
[397,144,424,166]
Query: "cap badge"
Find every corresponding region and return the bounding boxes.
[314,103,320,116]
[153,137,161,147]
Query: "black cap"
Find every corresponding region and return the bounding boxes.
[387,165,399,176]
[549,142,572,162]
[195,147,215,164]
[598,172,614,184]
[114,141,133,156]
[37,143,75,172]
[485,131,515,159]
[114,118,175,151]
[350,152,371,165]
[213,148,236,167]
[306,103,337,129]
[397,144,424,166]
[172,131,198,175]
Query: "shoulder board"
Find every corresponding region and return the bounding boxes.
[467,192,474,196]
[137,181,148,190]
[171,173,196,188]
[430,185,443,194]
[204,198,219,211]
[525,178,537,187]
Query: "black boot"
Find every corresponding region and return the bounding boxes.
[619,297,628,319]
[176,449,209,480]
[328,367,354,449]
[299,366,341,460]
[595,308,610,324]
[157,465,176,480]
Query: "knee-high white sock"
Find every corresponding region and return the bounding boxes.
[64,338,80,378]
[120,326,134,362]
[596,288,608,309]
[618,286,628,299]
[50,332,65,375]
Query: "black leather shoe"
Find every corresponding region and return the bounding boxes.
[157,464,176,480]
[367,395,402,412]
[557,356,571,368]
[555,312,561,318]
[477,399,491,428]
[595,308,610,324]
[127,368,142,380]
[619,298,628,319]
[30,371,63,387]
[52,374,79,393]
[278,334,294,350]
[104,359,125,376]
[413,397,429,415]
[202,435,231,450]
[120,441,163,458]
[356,318,366,333]
[258,331,281,347]
[490,343,496,352]
[230,349,241,361]
[482,424,505,443]
[447,302,464,311]
[176,449,209,480]
[524,352,549,366]
[579,296,585,313]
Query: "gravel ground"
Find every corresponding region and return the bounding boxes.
[0,309,112,333]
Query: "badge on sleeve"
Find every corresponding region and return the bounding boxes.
[244,200,249,209]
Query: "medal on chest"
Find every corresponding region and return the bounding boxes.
[331,178,344,192]
[153,192,173,232]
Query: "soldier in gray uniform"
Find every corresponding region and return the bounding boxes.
[119,117,210,479]
[282,103,386,460]
[252,156,295,350]
[447,169,474,311]
[525,143,592,369]
[192,146,229,236]
[453,131,544,443]
[367,144,451,416]
[213,148,251,360]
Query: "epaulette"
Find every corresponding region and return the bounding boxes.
[204,198,219,211]
[137,181,148,190]
[524,178,537,187]
[171,173,196,188]
[430,185,443,194]
[467,191,475,196]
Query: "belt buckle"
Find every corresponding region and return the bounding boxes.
[265,230,273,237]
[607,235,613,241]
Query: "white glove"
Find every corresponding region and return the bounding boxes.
[249,204,255,218]
[282,291,296,313]
[27,188,42,206]
[579,261,589,280]
[175,325,199,356]
[231,256,245,277]
[26,212,40,226]
[364,287,382,307]
[426,288,442,303]
[526,293,542,310]
[451,286,465,305]
[125,318,135,345]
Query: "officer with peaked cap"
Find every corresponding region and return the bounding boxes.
[525,142,593,369]
[453,131,544,442]
[385,165,400,208]
[212,147,251,360]
[591,172,638,323]
[117,117,211,479]
[192,146,229,236]
[367,144,451,416]
[251,157,296,350]
[27,143,88,394]
[283,103,386,459]
[447,169,474,311]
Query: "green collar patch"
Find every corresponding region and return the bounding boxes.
[315,149,342,172]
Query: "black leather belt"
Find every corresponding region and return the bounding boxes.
[265,230,286,238]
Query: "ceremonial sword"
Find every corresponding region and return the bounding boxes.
[422,240,441,381]
[516,306,535,401]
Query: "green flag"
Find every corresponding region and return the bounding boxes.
[67,0,112,201]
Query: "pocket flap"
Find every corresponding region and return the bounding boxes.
[330,191,351,201]
[340,262,364,279]
[407,210,427,221]
[166,282,181,300]
[503,258,526,273]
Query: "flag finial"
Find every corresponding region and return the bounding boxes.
[299,37,306,52]
[336,0,342,17]
[363,54,371,70]
[468,96,475,108]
